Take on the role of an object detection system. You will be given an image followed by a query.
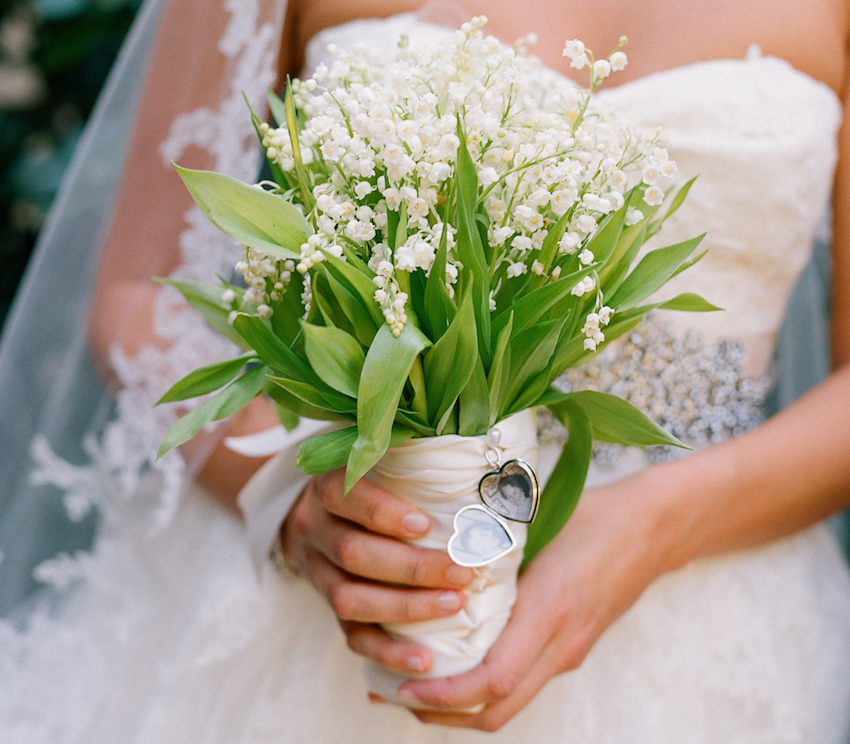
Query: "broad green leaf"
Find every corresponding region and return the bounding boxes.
[157,364,267,457]
[597,209,649,291]
[267,375,356,415]
[232,313,315,382]
[608,234,705,310]
[545,389,686,448]
[346,323,432,492]
[423,290,477,430]
[155,278,247,348]
[302,322,365,398]
[175,166,310,259]
[522,400,591,565]
[656,292,723,313]
[583,196,628,266]
[491,266,592,338]
[156,352,257,404]
[266,381,350,421]
[394,408,437,437]
[321,253,385,327]
[455,128,491,365]
[505,318,565,411]
[487,312,513,425]
[269,272,307,347]
[421,224,456,341]
[319,266,378,346]
[458,356,490,435]
[670,247,708,279]
[660,175,696,225]
[297,425,416,474]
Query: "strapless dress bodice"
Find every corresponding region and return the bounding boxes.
[305,14,842,372]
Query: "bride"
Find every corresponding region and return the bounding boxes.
[2,0,850,740]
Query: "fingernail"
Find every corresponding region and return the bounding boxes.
[445,564,473,586]
[397,687,419,703]
[437,591,462,612]
[402,512,430,535]
[405,655,425,672]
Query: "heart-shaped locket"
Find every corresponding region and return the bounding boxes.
[478,459,539,524]
[446,505,517,568]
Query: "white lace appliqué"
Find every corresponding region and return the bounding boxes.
[29,0,279,541]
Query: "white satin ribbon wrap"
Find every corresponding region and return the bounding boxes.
[231,418,335,571]
[231,410,538,709]
[364,409,538,706]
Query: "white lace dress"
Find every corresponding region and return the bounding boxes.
[3,14,850,744]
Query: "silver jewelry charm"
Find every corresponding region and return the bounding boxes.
[479,459,540,524]
[447,505,517,568]
[445,426,541,568]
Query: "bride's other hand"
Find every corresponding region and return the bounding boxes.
[395,473,680,730]
[280,468,475,674]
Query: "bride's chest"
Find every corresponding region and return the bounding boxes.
[294,0,847,93]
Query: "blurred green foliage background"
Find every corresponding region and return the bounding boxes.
[0,0,140,328]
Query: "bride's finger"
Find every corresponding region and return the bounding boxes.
[313,469,434,540]
[305,548,467,624]
[341,621,434,675]
[412,642,564,731]
[395,578,557,710]
[315,513,473,588]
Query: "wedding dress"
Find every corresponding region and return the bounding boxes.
[2,7,850,743]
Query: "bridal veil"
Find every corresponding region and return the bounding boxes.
[0,0,289,615]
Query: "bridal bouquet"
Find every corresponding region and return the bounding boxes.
[157,17,714,696]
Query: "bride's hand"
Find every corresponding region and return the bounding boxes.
[395,473,678,730]
[280,468,475,675]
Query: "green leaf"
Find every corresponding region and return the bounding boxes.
[487,312,513,425]
[155,278,247,348]
[458,356,490,435]
[321,253,386,327]
[661,175,697,224]
[318,266,379,347]
[546,389,687,448]
[505,318,565,411]
[454,127,491,365]
[583,196,628,265]
[157,365,267,458]
[491,265,592,338]
[232,313,315,382]
[421,224,456,341]
[302,322,365,398]
[423,290,477,430]
[608,234,705,310]
[297,425,416,474]
[175,165,310,259]
[346,324,431,492]
[156,352,257,404]
[267,89,287,126]
[267,375,356,415]
[657,292,723,313]
[266,381,351,421]
[522,400,591,565]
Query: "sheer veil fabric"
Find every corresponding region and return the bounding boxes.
[0,0,289,613]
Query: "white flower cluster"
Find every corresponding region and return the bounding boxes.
[581,305,613,351]
[233,248,296,320]
[252,19,678,335]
